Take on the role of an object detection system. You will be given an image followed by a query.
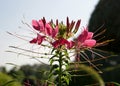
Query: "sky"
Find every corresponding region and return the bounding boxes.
[0,0,99,70]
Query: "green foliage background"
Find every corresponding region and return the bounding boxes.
[0,72,21,86]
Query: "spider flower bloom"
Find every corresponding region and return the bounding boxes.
[32,18,59,39]
[76,28,96,48]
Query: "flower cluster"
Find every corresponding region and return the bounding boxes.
[30,17,96,50]
[29,17,97,86]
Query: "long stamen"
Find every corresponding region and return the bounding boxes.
[80,52,102,73]
[86,48,106,58]
[93,29,106,38]
[9,46,53,55]
[93,24,105,34]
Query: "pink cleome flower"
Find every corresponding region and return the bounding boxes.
[30,18,96,49]
[30,18,59,45]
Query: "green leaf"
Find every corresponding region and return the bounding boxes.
[52,64,59,69]
[50,64,59,73]
[51,48,55,54]
[2,80,16,86]
[61,76,69,85]
[49,59,54,65]
[50,55,57,60]
[53,69,59,75]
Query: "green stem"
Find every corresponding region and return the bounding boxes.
[59,51,62,86]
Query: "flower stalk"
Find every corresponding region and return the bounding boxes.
[58,50,62,86]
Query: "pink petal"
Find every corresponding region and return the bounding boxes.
[66,17,70,33]
[52,38,69,48]
[77,29,88,43]
[83,39,96,47]
[32,20,40,30]
[41,17,46,26]
[29,38,37,44]
[38,20,45,32]
[74,19,81,33]
[37,34,45,45]
[59,38,69,45]
[51,40,59,48]
[69,21,75,31]
[67,41,74,49]
[45,23,52,36]
[52,26,59,38]
[87,32,94,39]
[56,19,58,26]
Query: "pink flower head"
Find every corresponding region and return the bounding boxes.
[77,28,96,48]
[52,38,69,48]
[30,34,45,45]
